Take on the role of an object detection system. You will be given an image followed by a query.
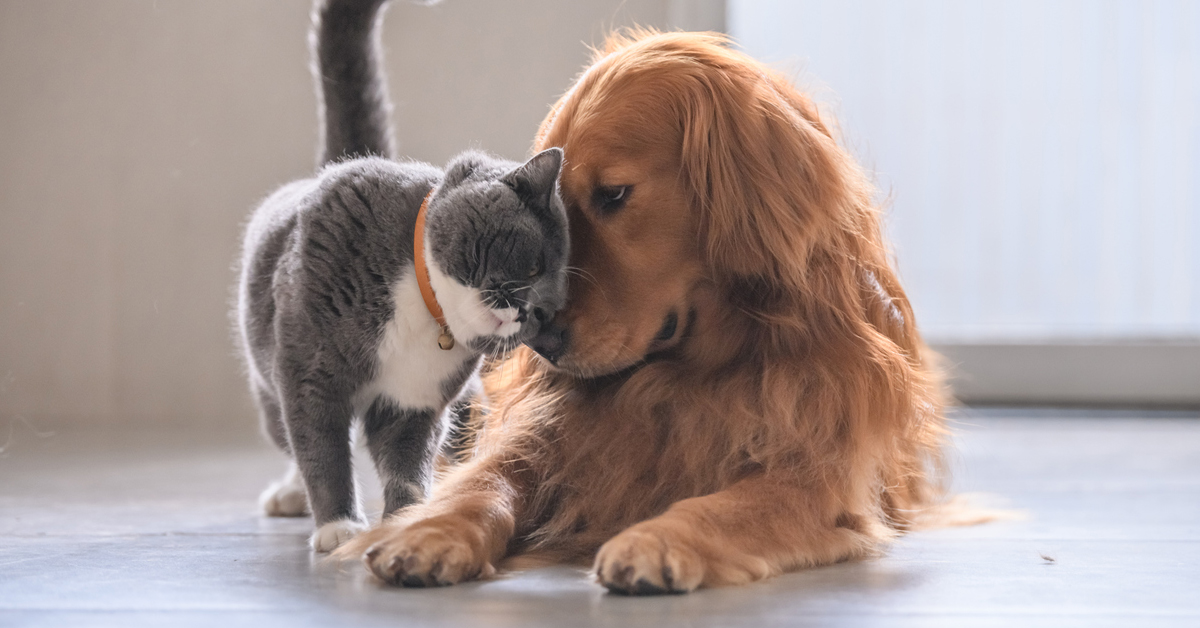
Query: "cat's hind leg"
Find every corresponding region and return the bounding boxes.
[254,384,310,517]
[260,460,309,517]
[256,383,291,453]
[363,397,448,515]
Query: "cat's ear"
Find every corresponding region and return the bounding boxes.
[501,148,563,209]
[443,153,487,188]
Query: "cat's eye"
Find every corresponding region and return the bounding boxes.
[592,185,631,215]
[528,262,541,277]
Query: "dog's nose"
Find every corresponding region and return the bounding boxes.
[527,319,569,364]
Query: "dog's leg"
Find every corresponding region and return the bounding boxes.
[594,474,883,594]
[352,455,525,587]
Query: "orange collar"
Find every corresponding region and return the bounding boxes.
[414,192,455,350]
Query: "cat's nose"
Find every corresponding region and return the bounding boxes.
[527,318,569,364]
[515,307,528,324]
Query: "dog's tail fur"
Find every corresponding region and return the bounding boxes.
[310,0,395,166]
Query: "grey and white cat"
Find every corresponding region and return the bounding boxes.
[236,0,568,552]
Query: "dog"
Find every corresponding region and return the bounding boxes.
[346,29,948,594]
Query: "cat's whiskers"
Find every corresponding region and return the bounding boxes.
[482,282,539,318]
[466,300,498,330]
[564,266,600,290]
[523,283,544,303]
[511,296,535,314]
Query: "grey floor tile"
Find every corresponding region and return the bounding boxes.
[1,412,1197,627]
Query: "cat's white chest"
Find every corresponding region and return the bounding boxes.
[364,268,474,412]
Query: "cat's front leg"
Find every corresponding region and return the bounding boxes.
[362,398,447,515]
[281,391,366,552]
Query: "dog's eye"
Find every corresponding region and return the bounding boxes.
[592,185,631,215]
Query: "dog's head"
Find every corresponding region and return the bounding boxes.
[527,30,884,377]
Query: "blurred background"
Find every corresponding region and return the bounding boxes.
[0,0,1195,436]
[733,0,1199,406]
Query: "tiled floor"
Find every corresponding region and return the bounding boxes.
[1,409,1198,627]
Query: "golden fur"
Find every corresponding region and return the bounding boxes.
[343,30,948,593]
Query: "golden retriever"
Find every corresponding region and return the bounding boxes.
[345,29,947,594]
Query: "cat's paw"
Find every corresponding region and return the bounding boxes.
[312,518,368,553]
[259,478,309,517]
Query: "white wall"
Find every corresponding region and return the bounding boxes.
[0,0,681,430]
[729,0,1200,343]
[5,0,1192,426]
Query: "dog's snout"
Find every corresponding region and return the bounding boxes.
[528,319,569,364]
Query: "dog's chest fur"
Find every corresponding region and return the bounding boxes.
[518,380,735,550]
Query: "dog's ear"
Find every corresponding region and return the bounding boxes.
[679,66,860,292]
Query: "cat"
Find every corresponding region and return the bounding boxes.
[235,0,569,552]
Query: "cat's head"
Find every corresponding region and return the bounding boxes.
[424,147,569,354]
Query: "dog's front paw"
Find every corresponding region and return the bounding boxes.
[363,518,495,587]
[311,518,368,553]
[594,525,705,595]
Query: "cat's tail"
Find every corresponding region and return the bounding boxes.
[310,0,395,166]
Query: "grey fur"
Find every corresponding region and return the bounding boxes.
[236,0,568,542]
[311,0,394,165]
